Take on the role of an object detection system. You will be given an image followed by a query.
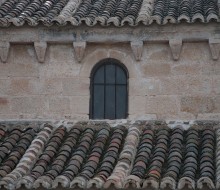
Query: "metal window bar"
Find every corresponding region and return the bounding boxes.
[90,59,128,120]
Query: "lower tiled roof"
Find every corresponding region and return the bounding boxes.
[0,121,218,189]
[0,0,219,27]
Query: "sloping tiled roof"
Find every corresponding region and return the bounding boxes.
[0,0,219,27]
[0,121,218,190]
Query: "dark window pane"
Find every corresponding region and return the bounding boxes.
[94,66,104,84]
[105,64,115,84]
[116,85,127,119]
[90,60,128,120]
[116,67,127,84]
[93,85,104,119]
[105,85,115,119]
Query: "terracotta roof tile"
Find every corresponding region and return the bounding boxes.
[151,0,219,24]
[0,122,218,189]
[0,0,219,27]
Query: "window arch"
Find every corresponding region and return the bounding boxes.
[90,58,128,119]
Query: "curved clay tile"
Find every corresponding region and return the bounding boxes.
[143,127,170,189]
[121,0,143,26]
[0,124,53,190]
[0,0,20,17]
[63,17,79,25]
[0,128,35,178]
[19,126,67,189]
[163,16,177,24]
[34,127,83,189]
[121,16,136,26]
[149,15,163,25]
[178,14,191,23]
[70,128,110,188]
[160,127,184,190]
[136,0,155,25]
[93,16,107,26]
[97,0,117,25]
[39,17,54,26]
[216,127,220,189]
[25,17,39,26]
[0,123,219,189]
[51,128,93,188]
[0,18,10,27]
[10,17,25,26]
[80,17,94,26]
[107,17,121,26]
[87,127,126,189]
[197,129,215,189]
[207,13,219,22]
[192,13,205,23]
[178,128,199,190]
[124,128,154,188]
[0,0,219,27]
[53,0,81,24]
[103,126,140,189]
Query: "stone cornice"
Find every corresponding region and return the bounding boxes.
[1,22,220,61]
[0,23,219,43]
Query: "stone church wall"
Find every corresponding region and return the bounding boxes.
[0,41,219,120]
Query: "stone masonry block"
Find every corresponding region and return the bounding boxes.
[49,97,71,114]
[62,78,90,96]
[71,96,90,115]
[32,78,63,95]
[159,76,188,95]
[11,45,37,64]
[0,97,10,114]
[49,44,75,64]
[129,114,157,120]
[213,96,220,113]
[0,63,39,78]
[11,97,47,114]
[129,78,160,96]
[213,76,220,95]
[145,44,172,63]
[145,95,179,115]
[181,96,214,114]
[171,63,202,76]
[187,76,212,95]
[39,62,80,78]
[0,79,10,96]
[142,63,171,77]
[9,64,39,77]
[129,96,146,115]
[0,41,10,63]
[8,78,31,96]
[181,42,209,63]
[197,113,220,120]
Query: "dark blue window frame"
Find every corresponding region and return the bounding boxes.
[90,59,128,119]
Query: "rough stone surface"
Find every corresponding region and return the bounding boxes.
[0,25,219,120]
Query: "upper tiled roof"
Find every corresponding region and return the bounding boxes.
[0,121,219,190]
[0,0,219,27]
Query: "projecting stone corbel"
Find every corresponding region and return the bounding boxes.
[34,42,47,63]
[73,41,86,63]
[209,38,220,60]
[169,38,182,60]
[130,41,143,61]
[0,41,10,63]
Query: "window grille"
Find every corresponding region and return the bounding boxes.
[90,59,128,119]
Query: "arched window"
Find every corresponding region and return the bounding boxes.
[90,59,128,119]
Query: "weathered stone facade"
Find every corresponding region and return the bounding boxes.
[0,24,220,120]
